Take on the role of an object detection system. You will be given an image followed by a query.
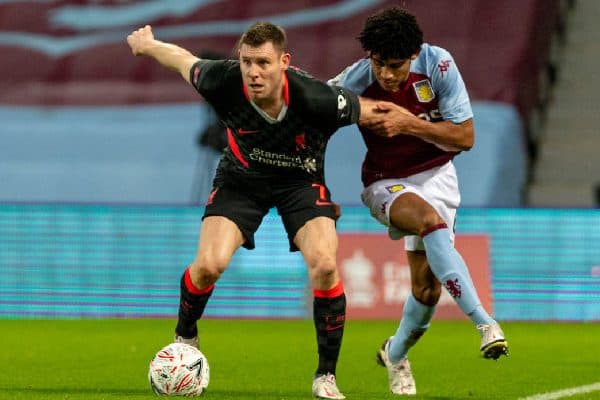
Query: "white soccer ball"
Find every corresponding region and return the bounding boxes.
[148,342,210,396]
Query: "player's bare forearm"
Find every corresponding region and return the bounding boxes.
[127,25,200,83]
[407,118,474,151]
[357,97,382,125]
[145,41,199,83]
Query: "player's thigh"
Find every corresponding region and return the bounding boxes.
[363,164,460,251]
[389,192,443,233]
[361,179,437,234]
[202,184,269,250]
[277,182,338,252]
[195,216,244,270]
[293,216,338,262]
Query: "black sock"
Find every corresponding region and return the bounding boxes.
[175,268,214,338]
[313,289,346,376]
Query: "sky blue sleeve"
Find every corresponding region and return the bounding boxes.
[428,46,473,123]
[327,58,373,95]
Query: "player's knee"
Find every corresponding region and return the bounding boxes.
[190,255,228,285]
[413,282,441,306]
[308,253,338,283]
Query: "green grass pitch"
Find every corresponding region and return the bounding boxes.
[0,319,598,400]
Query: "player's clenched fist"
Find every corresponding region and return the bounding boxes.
[127,25,154,56]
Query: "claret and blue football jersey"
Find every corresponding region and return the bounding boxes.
[329,43,474,186]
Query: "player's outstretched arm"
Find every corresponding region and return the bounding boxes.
[127,25,200,83]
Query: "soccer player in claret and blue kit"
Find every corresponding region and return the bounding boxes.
[329,6,509,396]
[127,21,385,399]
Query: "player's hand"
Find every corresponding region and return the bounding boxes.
[127,25,155,56]
[359,100,417,137]
[374,101,413,116]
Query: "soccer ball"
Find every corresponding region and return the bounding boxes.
[148,342,210,396]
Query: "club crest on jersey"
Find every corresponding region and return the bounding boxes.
[385,184,405,193]
[413,80,435,103]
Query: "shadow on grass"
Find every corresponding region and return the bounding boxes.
[0,387,476,399]
[202,389,468,399]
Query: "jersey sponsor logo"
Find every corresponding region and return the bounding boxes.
[438,59,452,77]
[412,80,435,103]
[417,109,443,121]
[385,184,405,193]
[238,128,260,135]
[249,147,316,172]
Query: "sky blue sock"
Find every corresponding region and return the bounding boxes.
[388,294,435,362]
[422,227,495,326]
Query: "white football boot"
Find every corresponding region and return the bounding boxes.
[478,323,509,360]
[376,337,416,395]
[312,373,346,399]
[174,334,199,349]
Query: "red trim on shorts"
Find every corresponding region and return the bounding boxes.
[420,223,448,238]
[226,128,249,168]
[314,281,344,298]
[184,268,214,295]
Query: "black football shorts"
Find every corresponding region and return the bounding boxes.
[202,177,338,251]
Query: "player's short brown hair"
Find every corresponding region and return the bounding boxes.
[239,22,287,53]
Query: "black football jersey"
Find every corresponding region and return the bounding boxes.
[190,60,360,183]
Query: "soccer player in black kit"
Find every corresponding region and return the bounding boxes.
[128,22,375,399]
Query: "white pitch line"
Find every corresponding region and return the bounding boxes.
[518,382,600,400]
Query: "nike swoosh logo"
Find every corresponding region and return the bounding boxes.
[325,324,344,331]
[238,128,260,135]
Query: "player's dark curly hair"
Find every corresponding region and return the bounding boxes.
[357,7,423,60]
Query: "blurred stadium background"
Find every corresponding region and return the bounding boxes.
[1,0,598,335]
